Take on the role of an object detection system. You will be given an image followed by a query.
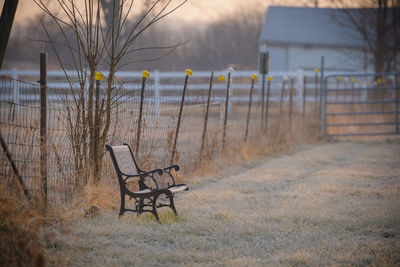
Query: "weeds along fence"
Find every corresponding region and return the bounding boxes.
[0,68,330,202]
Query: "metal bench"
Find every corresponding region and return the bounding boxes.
[105,143,188,222]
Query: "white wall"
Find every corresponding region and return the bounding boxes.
[268,46,288,71]
[262,43,366,72]
[288,45,365,72]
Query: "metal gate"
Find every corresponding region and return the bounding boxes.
[323,72,399,137]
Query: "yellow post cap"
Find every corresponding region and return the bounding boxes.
[251,74,257,80]
[96,72,105,80]
[267,76,273,82]
[314,68,320,73]
[142,70,150,78]
[185,69,193,76]
[338,76,343,81]
[351,78,356,83]
[218,75,225,82]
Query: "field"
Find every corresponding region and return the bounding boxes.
[41,141,400,266]
[1,74,399,266]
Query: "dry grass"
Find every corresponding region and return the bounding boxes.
[0,181,46,267]
[3,96,398,266]
[83,183,120,212]
[39,141,400,266]
[3,75,399,265]
[325,102,398,136]
[188,107,321,180]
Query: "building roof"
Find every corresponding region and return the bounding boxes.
[259,6,364,48]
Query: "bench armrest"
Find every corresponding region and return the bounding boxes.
[123,168,163,190]
[163,165,180,187]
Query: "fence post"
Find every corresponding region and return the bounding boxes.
[93,72,104,183]
[40,52,47,205]
[277,78,286,132]
[218,74,226,125]
[171,69,192,165]
[314,68,319,117]
[351,77,355,106]
[12,68,19,105]
[336,76,342,101]
[146,95,151,152]
[154,70,160,115]
[261,54,266,131]
[245,75,256,141]
[264,75,272,133]
[200,71,214,155]
[94,79,100,177]
[289,77,294,133]
[136,70,149,158]
[222,72,231,151]
[395,74,399,134]
[319,56,325,135]
[302,75,307,123]
[323,77,328,136]
[227,68,233,115]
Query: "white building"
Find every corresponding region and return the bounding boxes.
[259,6,367,72]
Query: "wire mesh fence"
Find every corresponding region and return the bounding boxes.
[0,77,42,196]
[1,72,324,202]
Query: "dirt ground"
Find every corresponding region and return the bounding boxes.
[42,141,400,266]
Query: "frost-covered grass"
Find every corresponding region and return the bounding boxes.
[42,141,400,266]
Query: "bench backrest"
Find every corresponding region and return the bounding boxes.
[105,144,140,178]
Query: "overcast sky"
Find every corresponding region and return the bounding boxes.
[0,0,339,26]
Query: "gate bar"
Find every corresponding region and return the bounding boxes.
[326,86,396,92]
[326,111,397,116]
[326,100,396,105]
[327,132,400,137]
[327,122,398,127]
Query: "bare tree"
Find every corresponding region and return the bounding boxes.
[173,1,265,70]
[0,0,19,68]
[34,0,187,185]
[332,0,400,73]
[5,0,268,71]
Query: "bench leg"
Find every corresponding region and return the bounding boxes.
[152,194,161,223]
[137,198,144,215]
[119,192,125,217]
[169,195,178,216]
